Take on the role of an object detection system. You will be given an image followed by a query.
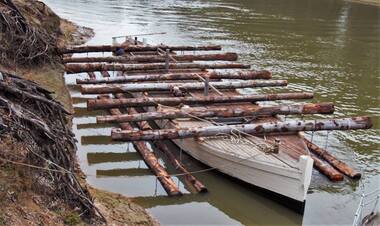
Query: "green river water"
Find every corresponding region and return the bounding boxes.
[42,0,379,225]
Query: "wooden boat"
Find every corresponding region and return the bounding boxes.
[62,38,371,211]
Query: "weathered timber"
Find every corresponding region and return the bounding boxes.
[63,52,238,63]
[65,62,250,74]
[111,117,372,141]
[310,155,344,181]
[90,73,181,196]
[60,44,222,54]
[87,92,314,109]
[81,80,288,94]
[76,70,272,84]
[97,103,334,123]
[304,138,361,179]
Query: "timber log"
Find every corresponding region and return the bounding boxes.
[65,62,250,74]
[97,103,334,123]
[63,52,238,63]
[60,44,222,54]
[87,92,314,109]
[76,70,272,84]
[304,138,361,179]
[111,117,372,141]
[80,80,288,94]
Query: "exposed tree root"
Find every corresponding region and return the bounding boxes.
[0,0,59,67]
[0,72,105,223]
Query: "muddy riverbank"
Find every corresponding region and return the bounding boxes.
[0,1,157,225]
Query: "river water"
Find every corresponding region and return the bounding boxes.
[42,0,379,225]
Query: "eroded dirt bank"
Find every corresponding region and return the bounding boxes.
[0,1,157,225]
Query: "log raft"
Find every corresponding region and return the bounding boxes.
[65,62,251,74]
[76,70,272,84]
[111,117,372,141]
[63,41,371,187]
[97,103,335,123]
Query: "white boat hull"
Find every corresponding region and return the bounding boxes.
[156,119,314,203]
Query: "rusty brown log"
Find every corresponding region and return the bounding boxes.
[60,44,222,54]
[80,80,287,94]
[304,138,361,179]
[87,92,314,110]
[111,117,372,141]
[76,70,272,84]
[97,103,334,123]
[65,62,250,74]
[63,52,238,64]
[88,73,181,196]
[310,155,344,181]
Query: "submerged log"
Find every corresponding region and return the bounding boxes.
[76,70,272,84]
[63,52,238,63]
[111,117,372,141]
[310,155,344,181]
[81,80,287,94]
[87,92,314,109]
[65,62,250,74]
[304,138,361,179]
[97,103,334,123]
[60,44,222,54]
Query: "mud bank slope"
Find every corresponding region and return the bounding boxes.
[0,1,158,225]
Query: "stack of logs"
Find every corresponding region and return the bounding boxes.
[61,41,371,196]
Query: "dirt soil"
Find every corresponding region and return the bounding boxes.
[0,1,158,225]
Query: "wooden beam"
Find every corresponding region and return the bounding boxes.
[65,62,250,74]
[304,138,361,179]
[76,70,272,84]
[63,52,238,63]
[111,117,372,141]
[87,92,314,109]
[97,103,334,123]
[80,80,287,94]
[60,44,223,54]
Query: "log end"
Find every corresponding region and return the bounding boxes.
[258,70,272,79]
[330,172,344,182]
[350,172,362,180]
[226,52,239,61]
[303,102,335,114]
